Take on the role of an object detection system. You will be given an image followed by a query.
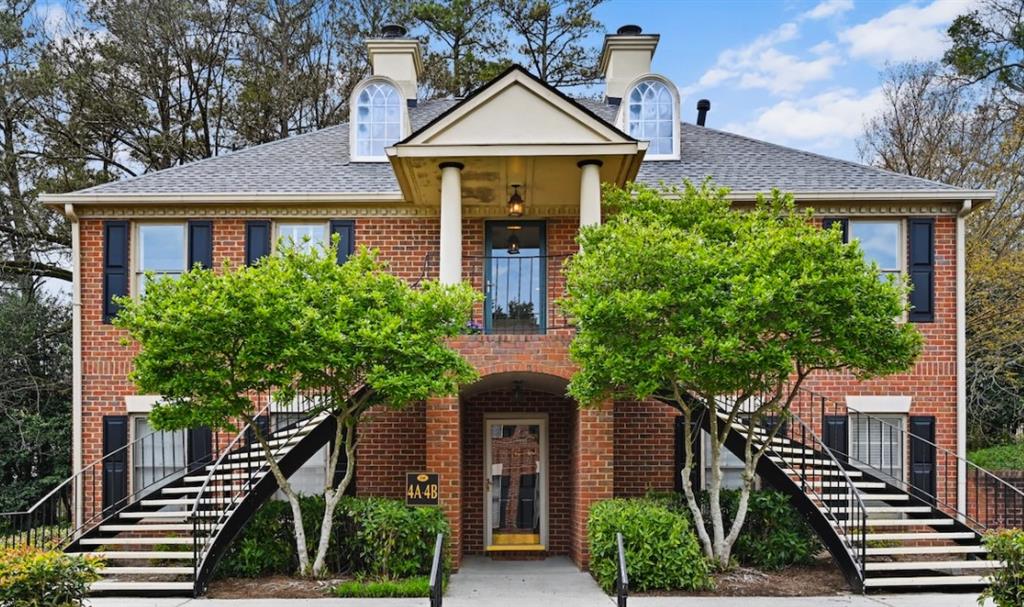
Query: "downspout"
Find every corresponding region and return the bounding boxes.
[65,203,83,530]
[956,199,971,514]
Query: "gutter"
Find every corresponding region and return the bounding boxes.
[956,199,971,513]
[64,204,83,530]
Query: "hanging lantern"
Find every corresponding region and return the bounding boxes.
[507,233,521,255]
[507,185,525,217]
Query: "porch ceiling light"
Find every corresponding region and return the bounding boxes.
[507,184,525,217]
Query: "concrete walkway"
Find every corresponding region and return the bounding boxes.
[445,555,611,606]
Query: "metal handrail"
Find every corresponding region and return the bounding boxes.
[615,532,629,607]
[429,532,444,607]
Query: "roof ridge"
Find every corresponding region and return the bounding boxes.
[73,122,355,195]
[681,122,962,191]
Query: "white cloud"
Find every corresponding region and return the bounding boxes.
[723,87,885,151]
[695,22,841,95]
[839,0,975,63]
[803,0,855,20]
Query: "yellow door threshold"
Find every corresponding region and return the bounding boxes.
[485,544,546,552]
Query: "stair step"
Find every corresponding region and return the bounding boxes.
[819,493,909,501]
[866,545,987,556]
[865,560,1001,572]
[120,510,226,520]
[826,506,932,514]
[862,518,955,527]
[141,498,232,507]
[183,471,265,483]
[162,484,243,495]
[99,524,195,532]
[863,575,988,588]
[90,581,194,592]
[98,566,194,575]
[770,456,838,467]
[81,537,195,546]
[70,551,195,560]
[783,468,863,478]
[811,481,884,488]
[861,532,977,542]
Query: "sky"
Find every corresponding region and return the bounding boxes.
[593,0,976,161]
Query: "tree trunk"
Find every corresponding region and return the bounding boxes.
[311,413,357,577]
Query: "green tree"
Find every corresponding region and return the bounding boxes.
[945,0,1024,108]
[410,0,509,97]
[561,182,922,568]
[497,0,603,87]
[114,242,478,577]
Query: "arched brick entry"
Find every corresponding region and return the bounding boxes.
[426,367,612,570]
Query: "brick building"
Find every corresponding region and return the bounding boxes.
[41,25,1001,594]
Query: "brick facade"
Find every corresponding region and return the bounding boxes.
[75,209,964,570]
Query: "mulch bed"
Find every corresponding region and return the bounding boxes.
[642,557,849,597]
[207,575,346,598]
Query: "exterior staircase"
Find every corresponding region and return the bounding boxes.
[1,393,337,597]
[708,387,1020,593]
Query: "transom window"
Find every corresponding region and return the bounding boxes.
[354,82,402,160]
[626,79,676,157]
[276,222,327,254]
[850,219,902,280]
[136,223,186,297]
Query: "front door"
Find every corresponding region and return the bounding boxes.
[484,417,546,550]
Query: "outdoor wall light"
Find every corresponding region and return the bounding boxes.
[507,184,525,217]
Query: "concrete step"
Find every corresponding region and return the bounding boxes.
[80,537,195,546]
[826,506,932,514]
[819,493,909,501]
[860,532,977,542]
[865,545,987,556]
[90,581,194,592]
[98,566,193,575]
[865,560,1001,572]
[863,575,988,588]
[70,551,195,560]
[99,523,194,532]
[862,518,955,527]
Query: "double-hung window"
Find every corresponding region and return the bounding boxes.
[136,224,187,296]
[850,414,905,483]
[849,219,902,281]
[132,415,186,492]
[276,222,327,254]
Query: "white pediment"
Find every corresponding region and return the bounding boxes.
[397,68,634,149]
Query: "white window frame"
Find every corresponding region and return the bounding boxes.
[849,218,905,282]
[850,413,907,483]
[617,74,681,161]
[349,77,409,163]
[274,221,330,254]
[129,414,187,497]
[133,222,187,298]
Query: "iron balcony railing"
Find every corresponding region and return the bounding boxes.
[416,251,573,334]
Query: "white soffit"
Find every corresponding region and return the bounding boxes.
[845,395,912,414]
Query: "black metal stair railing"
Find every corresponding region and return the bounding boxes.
[808,389,1024,533]
[710,391,870,589]
[0,415,222,551]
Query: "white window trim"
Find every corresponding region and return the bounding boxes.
[616,73,681,161]
[273,220,330,254]
[846,395,912,414]
[349,76,410,163]
[132,221,187,298]
[125,394,162,413]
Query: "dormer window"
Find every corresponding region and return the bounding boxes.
[352,80,404,161]
[625,77,679,160]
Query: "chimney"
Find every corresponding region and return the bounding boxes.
[599,25,660,103]
[696,99,711,126]
[365,24,423,103]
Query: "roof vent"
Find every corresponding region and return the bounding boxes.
[696,99,711,127]
[617,24,643,35]
[381,24,407,38]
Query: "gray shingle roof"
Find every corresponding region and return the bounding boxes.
[72,96,962,196]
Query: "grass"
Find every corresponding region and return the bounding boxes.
[968,442,1024,470]
[331,575,436,598]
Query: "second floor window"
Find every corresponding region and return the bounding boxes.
[136,224,186,297]
[626,79,677,158]
[850,219,902,281]
[354,81,402,160]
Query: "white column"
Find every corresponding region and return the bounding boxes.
[439,162,464,284]
[578,159,603,229]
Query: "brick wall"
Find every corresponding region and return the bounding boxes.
[355,403,426,499]
[613,400,679,497]
[966,469,1024,529]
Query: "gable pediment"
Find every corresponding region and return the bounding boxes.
[393,67,635,150]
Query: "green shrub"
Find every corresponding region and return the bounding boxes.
[969,443,1024,471]
[588,498,712,593]
[981,529,1024,607]
[332,575,432,598]
[0,546,103,607]
[215,495,449,580]
[649,489,820,570]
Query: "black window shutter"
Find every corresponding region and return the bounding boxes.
[822,415,849,463]
[909,415,937,505]
[908,218,935,323]
[329,220,356,265]
[822,217,849,243]
[187,220,213,269]
[102,415,129,513]
[187,426,213,470]
[245,220,271,266]
[102,221,130,323]
[674,412,703,492]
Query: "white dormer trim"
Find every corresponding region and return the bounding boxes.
[616,73,681,161]
[349,76,411,163]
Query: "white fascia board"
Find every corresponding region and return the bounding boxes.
[39,191,406,207]
[725,190,996,203]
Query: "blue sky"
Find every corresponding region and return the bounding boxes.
[593,0,975,161]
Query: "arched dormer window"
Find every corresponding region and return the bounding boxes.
[351,79,405,161]
[623,76,680,160]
